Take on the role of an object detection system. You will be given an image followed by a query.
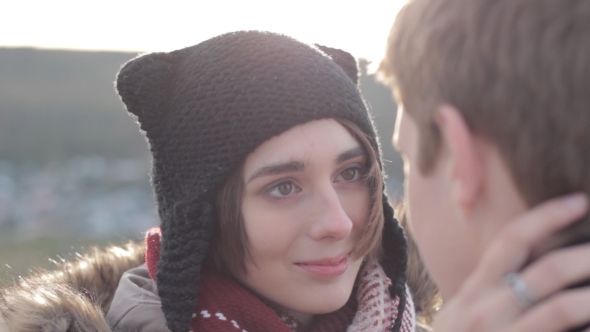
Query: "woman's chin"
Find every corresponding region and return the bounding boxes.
[280,287,353,317]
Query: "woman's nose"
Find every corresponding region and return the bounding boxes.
[308,186,353,241]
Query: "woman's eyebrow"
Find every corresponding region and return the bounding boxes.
[246,161,305,184]
[337,146,365,164]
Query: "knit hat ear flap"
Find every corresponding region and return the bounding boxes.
[157,198,215,332]
[315,45,359,84]
[380,194,409,332]
[116,52,177,137]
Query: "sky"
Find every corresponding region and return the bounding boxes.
[1,0,406,63]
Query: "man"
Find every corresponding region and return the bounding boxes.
[379,0,590,330]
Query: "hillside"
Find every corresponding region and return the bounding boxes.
[0,48,402,177]
[0,47,403,240]
[0,48,403,278]
[0,48,147,162]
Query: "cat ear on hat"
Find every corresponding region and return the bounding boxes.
[315,44,359,84]
[116,51,177,136]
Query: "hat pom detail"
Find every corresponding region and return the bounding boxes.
[145,227,162,281]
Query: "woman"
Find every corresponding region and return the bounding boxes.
[103,30,414,332]
[0,31,415,332]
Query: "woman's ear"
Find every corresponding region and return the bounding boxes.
[435,105,485,218]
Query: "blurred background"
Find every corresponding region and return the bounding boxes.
[0,0,405,281]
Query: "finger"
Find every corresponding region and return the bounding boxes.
[520,243,590,302]
[471,193,588,283]
[505,287,590,332]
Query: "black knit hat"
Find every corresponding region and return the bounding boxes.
[116,30,408,332]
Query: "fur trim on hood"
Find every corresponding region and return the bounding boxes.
[0,241,144,332]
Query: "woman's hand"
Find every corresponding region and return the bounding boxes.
[432,194,590,332]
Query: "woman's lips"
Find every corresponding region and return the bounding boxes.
[295,254,349,278]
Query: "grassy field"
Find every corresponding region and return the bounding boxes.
[0,235,141,283]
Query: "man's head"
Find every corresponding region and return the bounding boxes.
[380,0,590,297]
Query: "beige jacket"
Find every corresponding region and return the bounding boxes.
[106,264,169,331]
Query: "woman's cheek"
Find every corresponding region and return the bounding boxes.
[243,199,303,255]
[338,187,370,226]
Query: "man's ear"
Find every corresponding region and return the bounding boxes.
[435,105,485,217]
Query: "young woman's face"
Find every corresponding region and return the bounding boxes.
[239,119,370,324]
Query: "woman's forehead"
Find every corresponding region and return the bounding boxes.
[242,119,361,175]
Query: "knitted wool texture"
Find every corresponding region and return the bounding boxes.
[116,30,408,332]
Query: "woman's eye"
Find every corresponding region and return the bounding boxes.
[267,181,299,198]
[339,167,360,181]
[277,182,293,195]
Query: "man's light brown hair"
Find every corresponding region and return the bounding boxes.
[206,118,385,278]
[379,0,590,243]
